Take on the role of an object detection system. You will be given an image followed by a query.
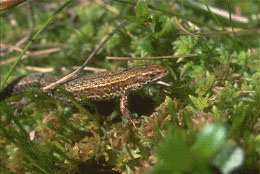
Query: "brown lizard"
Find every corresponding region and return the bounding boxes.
[0,64,169,126]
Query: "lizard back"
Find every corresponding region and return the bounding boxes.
[1,64,169,102]
[64,64,169,101]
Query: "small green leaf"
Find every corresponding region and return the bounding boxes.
[193,123,227,160]
[212,144,244,174]
[189,95,209,110]
[136,0,148,17]
[125,15,145,24]
[154,16,167,36]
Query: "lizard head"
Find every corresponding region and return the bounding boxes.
[131,64,169,86]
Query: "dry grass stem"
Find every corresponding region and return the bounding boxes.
[106,53,199,60]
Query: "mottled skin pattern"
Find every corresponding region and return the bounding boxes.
[64,64,169,101]
[0,73,59,101]
[0,64,169,127]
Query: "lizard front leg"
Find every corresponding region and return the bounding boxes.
[120,94,137,129]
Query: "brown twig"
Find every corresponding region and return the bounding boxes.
[70,66,106,72]
[173,16,196,37]
[27,47,62,56]
[25,66,54,72]
[106,53,198,60]
[0,43,31,55]
[25,66,106,73]
[0,33,31,57]
[15,33,32,47]
[30,43,69,49]
[181,28,260,36]
[0,47,62,65]
[185,0,249,24]
[172,14,260,37]
[42,21,129,91]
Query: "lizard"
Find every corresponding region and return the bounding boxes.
[0,64,169,126]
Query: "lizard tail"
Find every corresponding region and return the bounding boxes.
[0,76,26,101]
[0,73,59,101]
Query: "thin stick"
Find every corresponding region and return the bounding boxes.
[106,53,198,60]
[173,17,196,37]
[25,66,106,73]
[42,22,129,91]
[15,33,31,47]
[0,48,62,65]
[181,28,260,36]
[187,0,248,24]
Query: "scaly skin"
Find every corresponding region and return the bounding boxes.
[0,64,169,126]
